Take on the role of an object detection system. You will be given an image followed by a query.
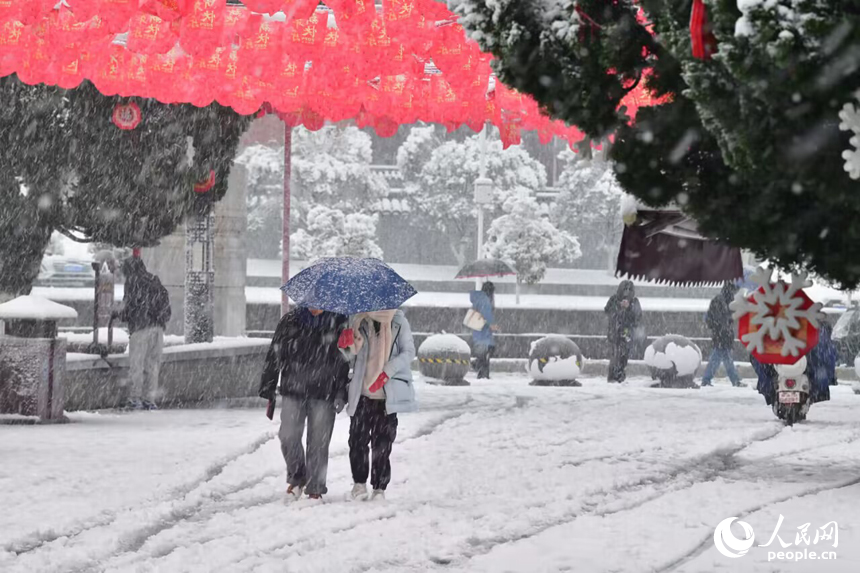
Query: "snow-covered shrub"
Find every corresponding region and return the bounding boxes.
[484,191,580,286]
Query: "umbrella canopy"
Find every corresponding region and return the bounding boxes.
[455,258,516,279]
[282,257,417,315]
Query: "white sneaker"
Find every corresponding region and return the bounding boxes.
[370,489,385,501]
[351,483,369,501]
[286,484,304,502]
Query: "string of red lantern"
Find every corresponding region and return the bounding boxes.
[0,0,664,148]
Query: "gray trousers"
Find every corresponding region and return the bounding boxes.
[129,327,164,401]
[279,395,337,495]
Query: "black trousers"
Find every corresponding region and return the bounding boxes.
[349,396,398,491]
[608,339,630,382]
[475,345,494,379]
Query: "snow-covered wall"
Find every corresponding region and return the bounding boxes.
[64,340,269,411]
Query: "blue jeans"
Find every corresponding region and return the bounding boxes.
[702,348,740,386]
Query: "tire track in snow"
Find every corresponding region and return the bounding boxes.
[452,425,860,571]
[5,395,491,566]
[385,425,783,571]
[656,474,860,573]
[187,407,786,572]
[83,396,527,570]
[4,431,276,558]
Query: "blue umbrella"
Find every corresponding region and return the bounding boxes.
[281,257,417,315]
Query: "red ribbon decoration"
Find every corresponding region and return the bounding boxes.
[690,0,717,60]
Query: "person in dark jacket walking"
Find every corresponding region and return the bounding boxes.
[605,280,642,382]
[115,257,171,410]
[259,307,349,501]
[701,283,741,387]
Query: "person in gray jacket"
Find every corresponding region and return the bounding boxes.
[338,309,417,501]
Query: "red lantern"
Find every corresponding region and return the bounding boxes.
[99,0,138,33]
[141,0,192,22]
[112,102,142,130]
[194,170,216,193]
[180,0,226,57]
[280,0,319,21]
[127,13,179,55]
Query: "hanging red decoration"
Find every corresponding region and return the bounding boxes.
[0,1,667,150]
[690,0,717,60]
[193,170,216,193]
[180,0,226,57]
[280,0,319,22]
[127,13,178,55]
[112,101,142,129]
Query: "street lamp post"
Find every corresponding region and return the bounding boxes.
[474,123,493,289]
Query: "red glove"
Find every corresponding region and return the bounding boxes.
[369,372,389,393]
[338,328,354,349]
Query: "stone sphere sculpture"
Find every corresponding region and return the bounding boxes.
[528,336,584,386]
[418,334,471,385]
[644,335,702,388]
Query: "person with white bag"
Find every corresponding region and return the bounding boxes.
[466,281,498,379]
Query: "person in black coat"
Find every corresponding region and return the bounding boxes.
[114,257,171,410]
[605,280,642,382]
[259,306,349,501]
[701,282,741,387]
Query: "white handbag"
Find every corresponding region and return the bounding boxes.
[463,309,487,331]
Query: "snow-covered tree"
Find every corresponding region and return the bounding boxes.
[400,125,548,266]
[292,124,389,216]
[236,144,287,259]
[59,82,249,247]
[396,125,440,185]
[484,191,581,299]
[237,124,387,260]
[453,0,860,287]
[553,151,624,271]
[0,78,66,300]
[291,206,383,261]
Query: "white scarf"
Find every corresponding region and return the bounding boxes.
[349,310,397,397]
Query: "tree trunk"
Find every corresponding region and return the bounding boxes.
[0,191,53,303]
[516,276,521,304]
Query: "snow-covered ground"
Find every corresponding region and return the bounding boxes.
[2,376,859,573]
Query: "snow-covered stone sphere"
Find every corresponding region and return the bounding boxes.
[418,334,471,386]
[644,335,702,388]
[528,336,583,386]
